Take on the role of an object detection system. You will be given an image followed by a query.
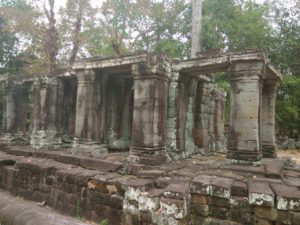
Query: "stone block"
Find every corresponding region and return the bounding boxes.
[55,153,81,166]
[191,194,210,205]
[277,210,293,225]
[138,189,162,212]
[264,159,285,179]
[271,184,300,211]
[124,178,154,193]
[190,175,214,195]
[94,204,123,225]
[210,177,233,199]
[137,170,166,179]
[109,194,124,209]
[210,197,230,208]
[160,197,189,219]
[291,211,300,224]
[255,218,274,225]
[285,177,300,187]
[80,158,123,172]
[248,182,274,207]
[192,204,209,217]
[163,182,190,200]
[232,181,248,197]
[88,173,121,193]
[209,206,229,220]
[221,165,265,177]
[254,206,278,221]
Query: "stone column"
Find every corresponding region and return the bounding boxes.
[72,70,107,156]
[260,79,278,158]
[2,78,30,142]
[194,82,210,152]
[208,84,216,153]
[213,89,226,152]
[30,77,62,149]
[227,61,263,164]
[166,70,180,159]
[2,79,17,137]
[128,61,169,165]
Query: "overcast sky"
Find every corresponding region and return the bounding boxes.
[53,0,292,13]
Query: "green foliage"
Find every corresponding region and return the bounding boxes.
[202,0,272,51]
[215,73,231,123]
[0,17,18,73]
[0,0,41,74]
[100,219,109,225]
[276,76,300,136]
[154,39,184,58]
[267,0,300,76]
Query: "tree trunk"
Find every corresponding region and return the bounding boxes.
[191,0,202,58]
[69,15,82,67]
[44,0,58,74]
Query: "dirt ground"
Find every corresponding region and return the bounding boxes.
[278,149,300,162]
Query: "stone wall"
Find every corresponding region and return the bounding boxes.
[1,147,300,225]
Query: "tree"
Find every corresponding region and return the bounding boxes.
[0,0,37,74]
[58,0,96,66]
[0,16,18,74]
[276,76,300,136]
[191,0,202,57]
[43,0,58,74]
[201,0,272,51]
[267,0,300,76]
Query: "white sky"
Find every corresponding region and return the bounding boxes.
[53,0,291,10]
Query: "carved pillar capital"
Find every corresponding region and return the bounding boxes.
[229,61,264,81]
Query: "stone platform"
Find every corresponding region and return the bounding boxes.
[1,144,300,225]
[0,190,90,225]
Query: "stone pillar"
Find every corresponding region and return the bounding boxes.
[194,82,210,152]
[128,62,169,165]
[260,79,278,158]
[72,70,107,156]
[208,84,216,153]
[166,70,180,159]
[227,61,263,164]
[30,77,62,149]
[106,77,132,150]
[184,77,199,157]
[2,80,17,137]
[213,89,226,152]
[2,78,30,142]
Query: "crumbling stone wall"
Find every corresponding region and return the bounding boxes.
[1,148,300,225]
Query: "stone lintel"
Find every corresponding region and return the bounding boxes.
[131,60,170,81]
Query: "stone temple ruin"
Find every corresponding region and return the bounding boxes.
[1,50,280,164]
[0,50,300,225]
